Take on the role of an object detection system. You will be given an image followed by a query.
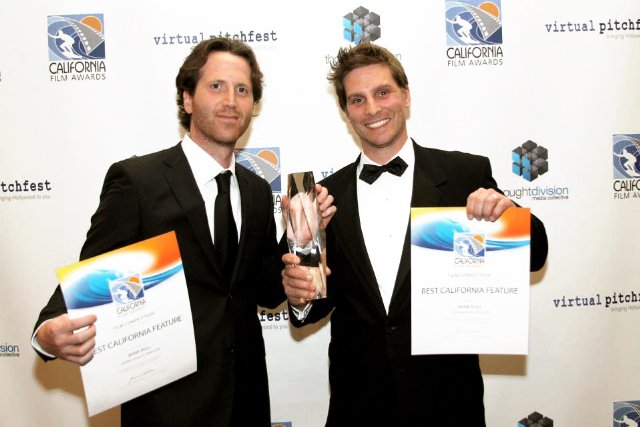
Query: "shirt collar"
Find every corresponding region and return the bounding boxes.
[181,133,236,186]
[358,137,415,172]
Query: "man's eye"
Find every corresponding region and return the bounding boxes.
[237,86,249,94]
[211,83,221,90]
[350,98,363,105]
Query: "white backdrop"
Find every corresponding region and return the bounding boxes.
[2,0,640,426]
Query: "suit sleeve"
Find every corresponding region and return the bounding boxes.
[32,161,142,354]
[256,181,287,309]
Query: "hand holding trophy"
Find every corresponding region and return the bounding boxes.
[283,172,327,299]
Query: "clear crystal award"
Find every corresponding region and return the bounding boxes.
[284,171,327,299]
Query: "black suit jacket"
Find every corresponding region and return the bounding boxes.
[34,143,286,427]
[291,141,548,427]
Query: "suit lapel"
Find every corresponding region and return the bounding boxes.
[389,141,446,314]
[331,158,387,318]
[161,143,222,277]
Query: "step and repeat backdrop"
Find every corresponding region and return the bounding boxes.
[2,0,640,425]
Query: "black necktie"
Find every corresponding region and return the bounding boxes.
[214,171,238,282]
[359,156,408,184]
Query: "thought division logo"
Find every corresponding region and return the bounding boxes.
[512,140,549,182]
[236,147,281,193]
[47,14,105,61]
[517,411,553,426]
[614,401,640,427]
[343,6,380,44]
[109,274,144,304]
[446,0,502,46]
[613,134,640,179]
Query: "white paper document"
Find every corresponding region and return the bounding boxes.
[411,207,531,355]
[56,231,197,416]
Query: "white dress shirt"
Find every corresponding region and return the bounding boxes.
[356,138,414,312]
[181,134,241,242]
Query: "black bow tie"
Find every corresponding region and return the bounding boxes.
[359,156,408,184]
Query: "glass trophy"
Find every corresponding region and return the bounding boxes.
[284,171,327,299]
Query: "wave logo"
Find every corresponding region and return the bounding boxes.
[411,209,529,253]
[47,14,105,61]
[236,147,281,193]
[512,140,549,182]
[109,274,145,304]
[454,232,486,257]
[446,0,502,46]
[614,400,640,427]
[272,423,292,427]
[613,134,640,179]
[343,6,381,44]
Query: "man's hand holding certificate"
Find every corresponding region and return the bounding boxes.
[55,231,196,416]
[411,207,531,355]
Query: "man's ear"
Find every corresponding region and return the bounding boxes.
[183,91,193,114]
[403,86,411,108]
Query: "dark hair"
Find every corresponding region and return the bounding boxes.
[176,37,264,130]
[327,41,408,112]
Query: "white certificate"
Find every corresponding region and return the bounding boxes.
[56,231,197,416]
[411,207,531,355]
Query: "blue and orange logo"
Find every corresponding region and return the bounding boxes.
[236,147,281,193]
[47,14,105,61]
[612,134,640,179]
[614,401,640,427]
[446,1,502,46]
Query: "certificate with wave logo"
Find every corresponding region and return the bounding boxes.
[56,231,196,416]
[410,207,530,355]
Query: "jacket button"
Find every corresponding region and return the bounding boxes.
[386,326,397,334]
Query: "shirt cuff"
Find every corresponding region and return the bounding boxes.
[31,319,57,359]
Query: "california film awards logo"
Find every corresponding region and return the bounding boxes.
[109,274,147,315]
[517,411,553,426]
[446,0,503,67]
[503,140,569,202]
[109,274,145,304]
[343,6,381,44]
[512,140,549,182]
[454,232,486,260]
[612,134,640,199]
[47,14,106,82]
[614,401,640,427]
[271,423,293,427]
[236,147,281,193]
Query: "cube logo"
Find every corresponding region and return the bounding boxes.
[446,0,502,46]
[47,14,105,61]
[512,140,549,182]
[343,6,380,44]
[517,411,553,426]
